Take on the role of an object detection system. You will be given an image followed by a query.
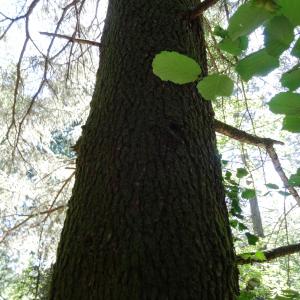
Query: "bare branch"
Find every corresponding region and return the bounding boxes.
[40,32,101,47]
[266,145,300,206]
[214,119,300,206]
[237,242,300,265]
[214,119,284,148]
[0,205,65,243]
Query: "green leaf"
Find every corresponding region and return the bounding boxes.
[268,92,300,116]
[218,36,248,56]
[281,68,300,91]
[227,0,272,40]
[278,191,290,197]
[222,160,229,166]
[238,291,256,300]
[241,188,256,199]
[214,26,228,38]
[197,74,234,101]
[245,232,259,245]
[291,38,300,58]
[236,49,279,81]
[238,222,248,231]
[277,0,300,26]
[225,171,232,180]
[254,251,266,261]
[283,116,300,133]
[239,253,253,260]
[288,169,300,187]
[265,183,279,189]
[152,51,201,84]
[236,168,248,178]
[264,16,294,57]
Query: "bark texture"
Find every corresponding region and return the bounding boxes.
[49,0,239,299]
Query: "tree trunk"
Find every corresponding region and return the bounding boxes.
[49,0,239,299]
[250,197,264,238]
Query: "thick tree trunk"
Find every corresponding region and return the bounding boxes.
[49,0,239,299]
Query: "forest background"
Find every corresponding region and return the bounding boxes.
[0,0,300,299]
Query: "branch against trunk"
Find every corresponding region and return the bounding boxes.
[237,242,300,265]
[40,32,101,47]
[189,0,220,19]
[214,119,284,148]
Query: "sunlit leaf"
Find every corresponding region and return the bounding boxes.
[254,251,266,261]
[281,68,300,91]
[152,51,201,84]
[236,49,279,81]
[197,74,234,100]
[264,15,294,57]
[282,116,300,133]
[268,92,300,115]
[227,0,272,40]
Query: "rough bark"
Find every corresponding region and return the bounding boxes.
[49,0,239,299]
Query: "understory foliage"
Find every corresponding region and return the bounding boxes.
[0,0,300,298]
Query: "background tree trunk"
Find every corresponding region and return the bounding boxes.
[250,197,264,238]
[49,0,239,299]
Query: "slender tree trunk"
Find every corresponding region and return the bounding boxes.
[250,197,264,238]
[49,0,239,299]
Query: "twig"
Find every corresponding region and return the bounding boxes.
[0,205,65,243]
[40,32,101,47]
[237,242,300,265]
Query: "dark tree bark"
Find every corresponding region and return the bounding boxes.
[49,0,239,299]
